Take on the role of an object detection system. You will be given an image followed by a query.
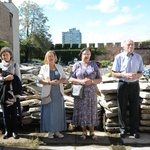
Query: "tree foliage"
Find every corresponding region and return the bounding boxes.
[19,0,52,62]
[0,38,9,49]
[95,47,108,55]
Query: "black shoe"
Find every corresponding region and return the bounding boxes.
[3,132,11,139]
[12,132,18,139]
[120,131,126,138]
[130,132,140,138]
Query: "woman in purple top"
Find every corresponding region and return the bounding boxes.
[69,47,102,140]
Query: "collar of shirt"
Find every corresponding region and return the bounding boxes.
[123,51,134,57]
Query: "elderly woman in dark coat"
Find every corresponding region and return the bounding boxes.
[0,47,22,139]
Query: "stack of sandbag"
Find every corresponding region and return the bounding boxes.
[139,82,150,132]
[97,82,120,133]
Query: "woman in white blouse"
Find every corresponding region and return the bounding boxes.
[38,50,67,138]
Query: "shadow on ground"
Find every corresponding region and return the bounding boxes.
[0,124,150,149]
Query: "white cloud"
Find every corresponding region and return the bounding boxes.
[29,0,56,6]
[107,14,133,26]
[86,20,101,27]
[53,0,69,11]
[121,5,142,14]
[86,0,119,13]
[135,14,144,20]
[4,0,69,10]
[121,6,131,13]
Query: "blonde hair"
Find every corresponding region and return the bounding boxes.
[44,50,57,64]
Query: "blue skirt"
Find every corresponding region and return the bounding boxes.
[40,84,66,132]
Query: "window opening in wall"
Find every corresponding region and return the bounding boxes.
[9,13,13,27]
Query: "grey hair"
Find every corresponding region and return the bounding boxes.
[0,47,13,60]
[123,39,134,48]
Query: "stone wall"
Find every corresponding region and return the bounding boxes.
[134,49,150,65]
[94,42,150,65]
[0,1,13,48]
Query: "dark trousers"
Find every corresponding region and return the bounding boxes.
[1,102,17,134]
[117,81,140,133]
[16,97,22,124]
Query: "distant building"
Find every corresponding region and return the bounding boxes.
[0,0,20,63]
[62,28,82,47]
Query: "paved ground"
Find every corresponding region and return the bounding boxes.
[0,129,150,150]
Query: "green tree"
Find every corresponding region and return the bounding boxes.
[0,38,9,49]
[90,47,108,60]
[95,47,108,55]
[19,0,52,62]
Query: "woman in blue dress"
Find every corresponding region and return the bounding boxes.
[69,48,102,140]
[38,50,67,138]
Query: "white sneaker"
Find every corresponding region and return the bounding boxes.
[55,132,64,138]
[48,132,54,139]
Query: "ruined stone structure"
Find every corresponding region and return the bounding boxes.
[94,42,150,65]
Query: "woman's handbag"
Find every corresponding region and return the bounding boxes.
[72,84,83,99]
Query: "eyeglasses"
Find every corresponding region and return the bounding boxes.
[82,54,91,56]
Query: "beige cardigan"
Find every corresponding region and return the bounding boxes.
[38,64,66,105]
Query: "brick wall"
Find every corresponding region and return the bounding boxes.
[94,42,150,65]
[0,2,13,49]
